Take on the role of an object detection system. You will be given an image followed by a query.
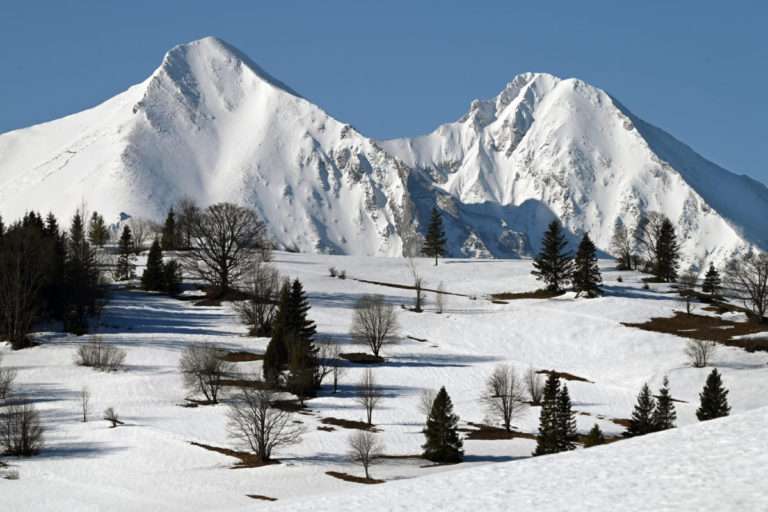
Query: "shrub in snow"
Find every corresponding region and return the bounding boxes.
[0,402,44,456]
[75,339,126,371]
[180,344,234,404]
[0,354,17,400]
[685,339,716,368]
[328,267,337,278]
[103,407,123,428]
[338,270,346,280]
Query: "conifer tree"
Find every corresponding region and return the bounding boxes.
[422,386,463,463]
[533,373,561,456]
[583,423,606,447]
[64,212,100,334]
[652,376,677,431]
[572,233,602,297]
[263,281,291,383]
[162,259,183,296]
[654,218,680,282]
[88,212,110,247]
[161,207,179,251]
[696,369,731,421]
[556,384,577,451]
[116,226,136,281]
[701,263,721,298]
[422,206,447,266]
[43,212,68,319]
[625,383,657,437]
[141,239,165,291]
[0,214,4,238]
[532,220,573,292]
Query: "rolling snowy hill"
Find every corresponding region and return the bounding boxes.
[1,37,766,266]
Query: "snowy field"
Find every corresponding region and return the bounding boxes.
[2,253,767,510]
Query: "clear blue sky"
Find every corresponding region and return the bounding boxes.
[2,1,766,181]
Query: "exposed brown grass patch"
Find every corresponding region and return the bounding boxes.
[536,369,594,383]
[219,351,264,362]
[189,441,278,469]
[340,352,384,364]
[490,289,564,301]
[610,417,632,428]
[317,425,336,432]
[624,311,768,352]
[325,471,384,484]
[220,378,272,389]
[321,417,377,431]
[247,495,277,501]
[460,422,536,440]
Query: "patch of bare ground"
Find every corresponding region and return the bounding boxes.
[610,417,632,428]
[536,369,594,383]
[189,441,278,469]
[459,422,536,441]
[353,278,468,298]
[321,417,377,431]
[219,351,264,362]
[247,495,277,501]
[317,425,335,432]
[406,335,428,343]
[325,471,384,484]
[623,311,768,352]
[490,289,564,301]
[273,399,312,415]
[220,378,272,389]
[340,352,384,364]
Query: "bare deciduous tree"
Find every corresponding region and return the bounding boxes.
[348,430,383,480]
[103,407,123,428]
[180,344,234,404]
[75,339,127,371]
[678,269,699,315]
[524,367,544,406]
[418,388,438,418]
[724,253,768,321]
[183,203,268,296]
[234,259,280,336]
[633,212,665,270]
[357,369,383,426]
[176,196,201,250]
[316,339,344,390]
[126,217,155,254]
[408,257,425,312]
[351,295,399,358]
[80,387,91,423]
[227,387,303,462]
[0,354,17,400]
[0,402,44,455]
[481,365,527,431]
[685,339,717,368]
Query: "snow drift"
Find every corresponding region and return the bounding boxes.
[1,37,766,266]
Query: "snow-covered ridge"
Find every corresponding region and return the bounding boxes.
[1,37,765,266]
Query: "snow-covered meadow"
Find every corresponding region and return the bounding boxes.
[2,253,767,510]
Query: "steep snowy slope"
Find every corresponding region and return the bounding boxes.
[0,37,416,255]
[381,73,768,266]
[273,406,768,512]
[1,39,766,265]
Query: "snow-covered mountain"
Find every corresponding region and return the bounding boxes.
[1,37,766,265]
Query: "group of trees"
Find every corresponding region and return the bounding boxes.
[533,373,577,455]
[611,212,680,281]
[141,239,182,295]
[0,210,104,347]
[532,220,602,297]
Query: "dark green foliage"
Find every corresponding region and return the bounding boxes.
[285,333,319,405]
[583,424,606,447]
[655,218,680,282]
[625,383,656,437]
[116,226,135,281]
[141,239,165,291]
[422,387,463,463]
[572,234,602,297]
[556,384,577,451]
[701,264,721,297]
[161,260,183,296]
[696,369,730,421]
[532,220,573,292]
[161,207,179,251]
[88,212,110,247]
[533,373,561,456]
[422,206,447,266]
[652,376,677,431]
[63,213,102,335]
[263,282,291,383]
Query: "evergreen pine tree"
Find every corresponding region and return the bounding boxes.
[88,212,110,247]
[161,259,183,296]
[531,220,574,292]
[655,218,680,282]
[583,423,606,447]
[141,239,165,291]
[64,212,100,334]
[556,384,577,451]
[161,207,179,251]
[651,376,677,431]
[533,373,561,456]
[43,212,68,319]
[625,383,657,437]
[572,233,602,297]
[696,369,731,421]
[422,206,447,266]
[422,386,463,463]
[116,226,136,281]
[701,263,721,298]
[263,281,293,383]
